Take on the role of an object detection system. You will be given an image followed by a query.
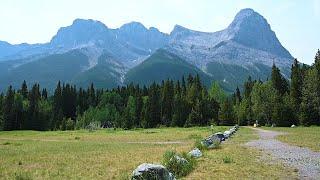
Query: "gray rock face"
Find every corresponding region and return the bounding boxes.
[188,148,202,158]
[132,163,175,180]
[166,8,293,79]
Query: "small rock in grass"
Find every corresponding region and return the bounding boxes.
[188,148,202,158]
[291,124,296,128]
[132,163,175,180]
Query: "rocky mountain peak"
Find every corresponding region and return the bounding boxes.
[50,19,110,48]
[226,8,292,58]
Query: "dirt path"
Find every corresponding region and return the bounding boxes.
[246,127,320,179]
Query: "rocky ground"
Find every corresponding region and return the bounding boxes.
[246,128,320,179]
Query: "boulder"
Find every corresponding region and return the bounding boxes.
[201,135,220,149]
[224,130,231,138]
[214,132,225,141]
[188,148,202,158]
[132,163,175,180]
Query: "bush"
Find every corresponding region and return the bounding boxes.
[162,150,195,178]
[65,118,75,130]
[86,121,101,132]
[223,156,233,163]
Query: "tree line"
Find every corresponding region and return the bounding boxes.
[0,75,223,131]
[233,50,320,126]
[0,50,319,131]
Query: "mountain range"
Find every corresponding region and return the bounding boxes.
[0,8,294,92]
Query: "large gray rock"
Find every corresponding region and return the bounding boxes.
[224,130,231,138]
[201,135,221,149]
[132,163,175,180]
[188,148,202,158]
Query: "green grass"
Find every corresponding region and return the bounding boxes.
[0,127,298,179]
[263,126,320,152]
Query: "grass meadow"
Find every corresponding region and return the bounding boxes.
[0,126,299,179]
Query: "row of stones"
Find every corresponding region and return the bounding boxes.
[131,125,240,180]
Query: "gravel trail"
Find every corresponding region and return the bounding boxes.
[246,128,320,179]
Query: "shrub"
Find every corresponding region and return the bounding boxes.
[162,150,195,178]
[74,136,80,140]
[3,142,11,145]
[65,118,75,130]
[86,121,101,132]
[223,156,233,163]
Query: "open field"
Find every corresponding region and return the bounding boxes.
[0,127,297,179]
[263,127,320,152]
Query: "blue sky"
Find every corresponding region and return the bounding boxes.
[0,0,319,64]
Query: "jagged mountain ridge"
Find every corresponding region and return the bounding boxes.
[0,8,293,92]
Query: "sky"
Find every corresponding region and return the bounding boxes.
[0,0,319,64]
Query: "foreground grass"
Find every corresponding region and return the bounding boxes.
[0,127,297,179]
[263,126,320,152]
[185,127,297,179]
[0,127,223,179]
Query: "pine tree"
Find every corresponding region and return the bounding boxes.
[52,81,63,129]
[0,93,4,129]
[161,80,174,126]
[181,76,187,96]
[135,95,143,127]
[27,84,41,130]
[141,97,151,128]
[42,88,48,100]
[208,81,226,103]
[13,93,24,130]
[219,99,234,125]
[290,59,302,124]
[299,50,320,126]
[244,76,254,99]
[185,99,202,127]
[271,63,288,95]
[148,83,161,128]
[3,86,15,130]
[19,80,28,99]
[235,87,241,103]
[123,96,136,129]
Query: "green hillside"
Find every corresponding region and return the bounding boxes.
[0,50,89,91]
[206,61,272,92]
[124,49,213,87]
[72,56,123,89]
